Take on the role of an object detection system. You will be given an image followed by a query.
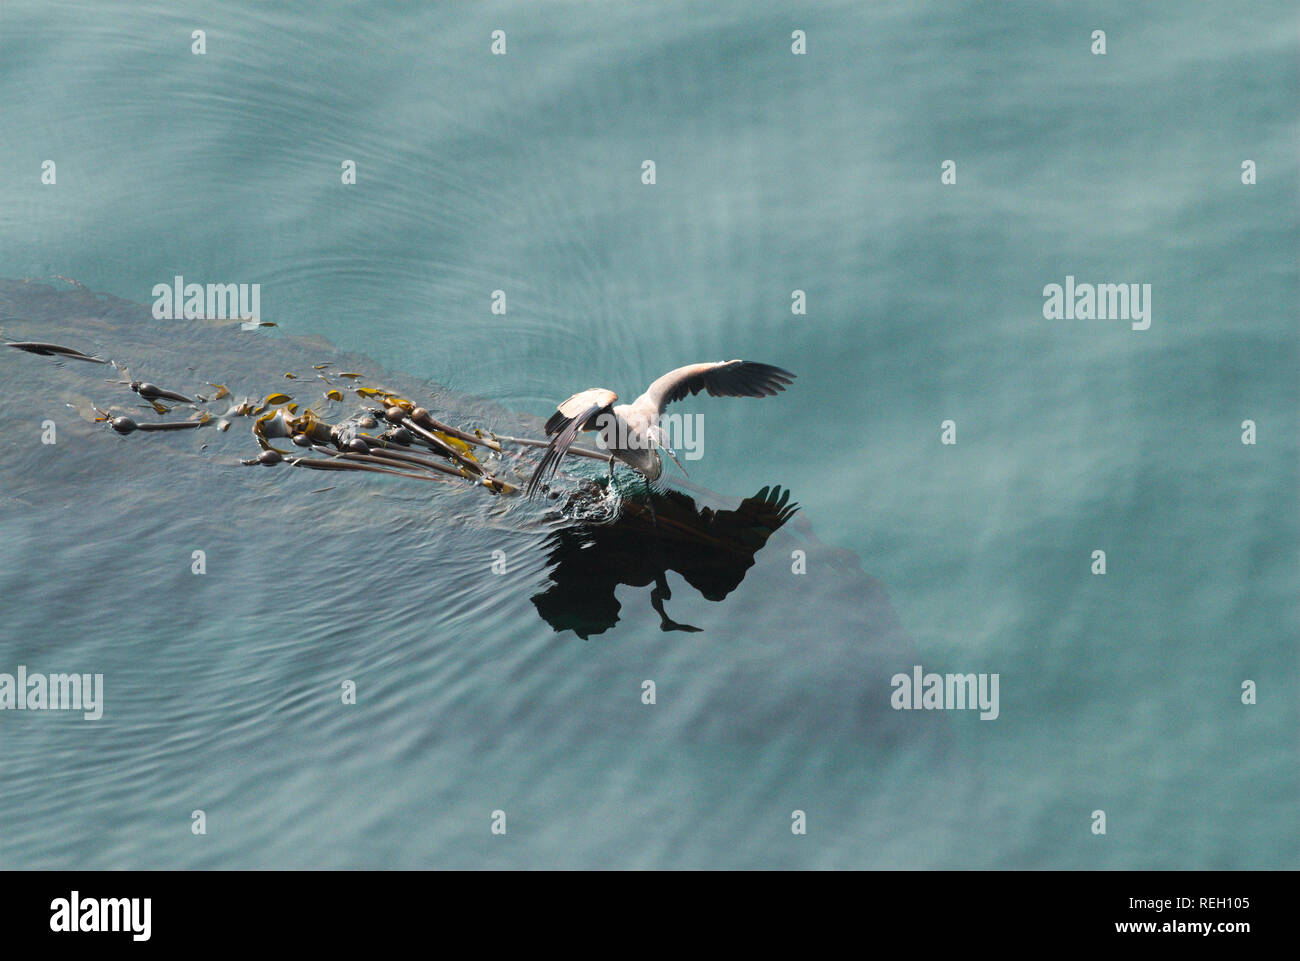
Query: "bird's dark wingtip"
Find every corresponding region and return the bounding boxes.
[526,403,604,500]
[543,409,568,436]
[738,361,796,396]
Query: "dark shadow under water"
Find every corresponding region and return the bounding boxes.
[536,485,797,637]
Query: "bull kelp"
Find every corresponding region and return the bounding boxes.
[5,301,629,503]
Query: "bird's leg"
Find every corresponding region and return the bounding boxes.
[607,452,615,479]
[650,571,702,633]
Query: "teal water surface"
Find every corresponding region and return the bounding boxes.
[0,0,1296,868]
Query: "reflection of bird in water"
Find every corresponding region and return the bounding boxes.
[525,360,795,498]
[532,485,798,637]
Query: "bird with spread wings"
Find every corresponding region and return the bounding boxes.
[525,360,795,498]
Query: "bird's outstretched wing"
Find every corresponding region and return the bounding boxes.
[635,360,795,415]
[526,388,617,499]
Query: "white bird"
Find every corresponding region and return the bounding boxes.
[525,360,795,498]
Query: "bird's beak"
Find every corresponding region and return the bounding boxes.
[665,448,689,477]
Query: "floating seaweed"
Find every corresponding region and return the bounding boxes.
[7,333,624,499]
[5,341,107,363]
